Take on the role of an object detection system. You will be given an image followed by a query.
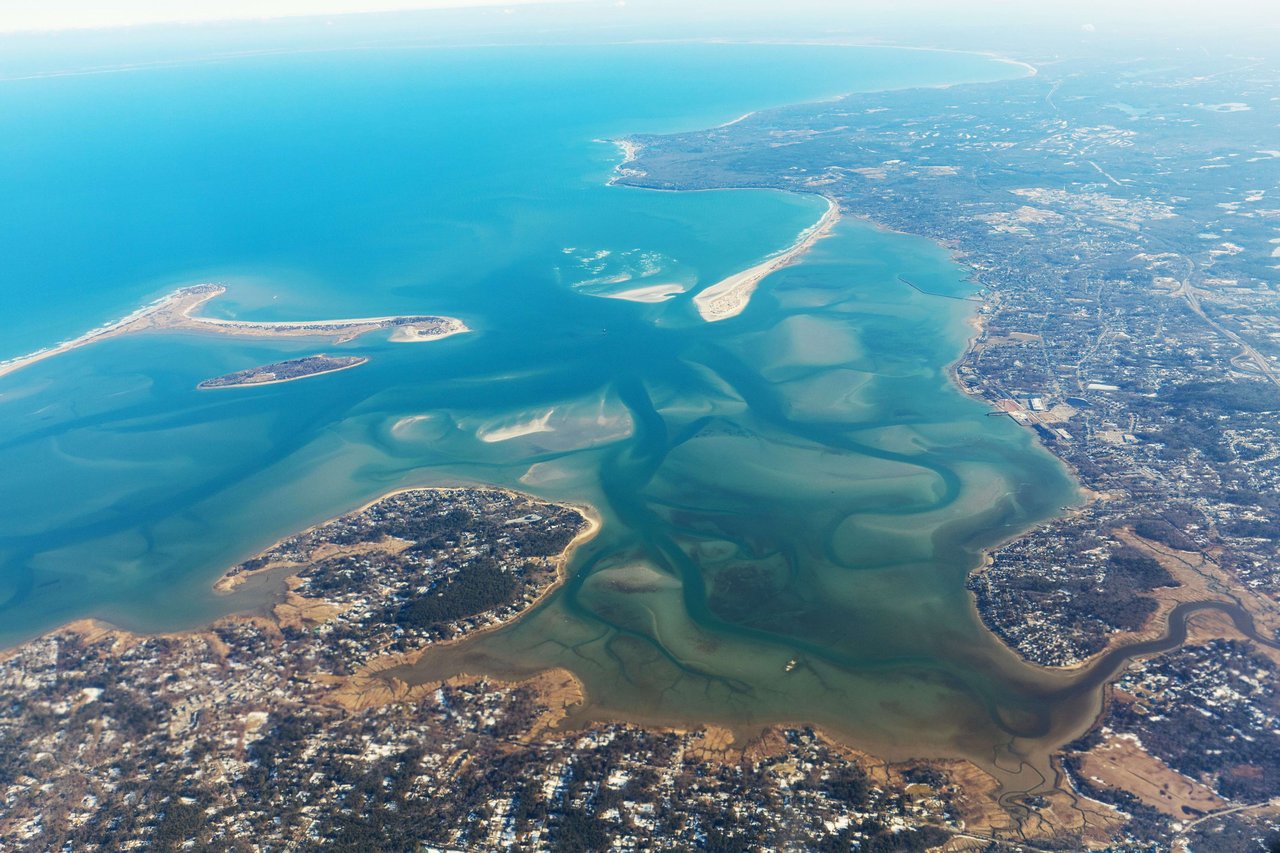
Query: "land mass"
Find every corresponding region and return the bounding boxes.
[0,485,1115,852]
[196,354,367,389]
[0,283,468,381]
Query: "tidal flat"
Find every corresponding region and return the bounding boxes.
[385,218,1090,794]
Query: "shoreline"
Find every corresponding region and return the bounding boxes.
[214,483,596,593]
[0,484,600,656]
[399,499,601,656]
[691,195,840,322]
[598,65,1214,743]
[0,287,205,380]
[606,110,1192,785]
[597,39,1032,325]
[607,39,1035,134]
[825,169,1280,750]
[2,38,1035,101]
[388,322,470,343]
[822,211,1280,781]
[0,283,468,382]
[211,485,603,682]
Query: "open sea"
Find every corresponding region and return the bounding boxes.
[0,35,1089,786]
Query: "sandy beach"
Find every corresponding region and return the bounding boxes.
[0,286,217,380]
[388,320,470,342]
[613,138,640,165]
[693,196,840,322]
[605,137,647,186]
[0,283,468,381]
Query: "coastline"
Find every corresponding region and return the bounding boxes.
[388,321,471,342]
[691,195,840,322]
[0,484,599,659]
[603,128,842,324]
[608,108,1147,782]
[942,270,1274,686]
[596,68,1207,778]
[0,286,214,380]
[605,39,1036,131]
[396,498,600,655]
[0,283,468,382]
[219,485,602,707]
[208,485,604,710]
[818,166,1280,749]
[598,41,1034,324]
[214,484,597,593]
[604,99,1117,702]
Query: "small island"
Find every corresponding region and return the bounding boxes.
[196,354,367,389]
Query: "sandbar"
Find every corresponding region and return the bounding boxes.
[478,409,558,443]
[0,283,468,380]
[598,283,686,303]
[693,196,840,322]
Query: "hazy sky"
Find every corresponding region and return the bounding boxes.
[0,0,585,32]
[2,0,1275,38]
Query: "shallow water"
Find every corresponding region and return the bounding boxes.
[0,38,1090,786]
[390,220,1087,790]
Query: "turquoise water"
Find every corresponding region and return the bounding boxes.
[0,39,1086,784]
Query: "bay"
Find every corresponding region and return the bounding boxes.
[0,37,1083,787]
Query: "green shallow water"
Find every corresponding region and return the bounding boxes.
[389,220,1088,789]
[0,38,1091,787]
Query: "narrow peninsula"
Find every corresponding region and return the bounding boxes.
[692,196,840,321]
[0,284,468,381]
